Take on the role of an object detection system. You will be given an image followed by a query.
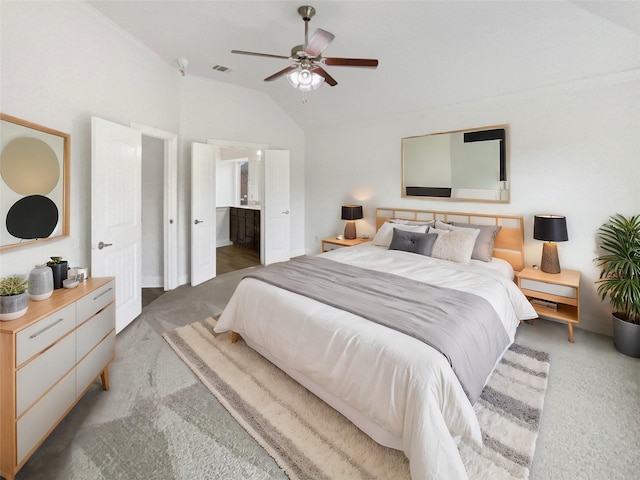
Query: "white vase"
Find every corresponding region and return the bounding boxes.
[0,292,29,321]
[28,264,54,301]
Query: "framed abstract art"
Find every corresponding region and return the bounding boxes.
[0,114,70,251]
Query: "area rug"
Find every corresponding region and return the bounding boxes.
[163,317,550,480]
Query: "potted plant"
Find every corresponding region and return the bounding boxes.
[47,256,68,289]
[595,213,640,357]
[0,275,29,321]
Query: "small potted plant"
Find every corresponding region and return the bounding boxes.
[0,275,29,321]
[47,256,68,289]
[595,213,640,357]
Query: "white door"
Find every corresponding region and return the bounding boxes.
[263,150,290,265]
[191,142,217,286]
[91,117,142,333]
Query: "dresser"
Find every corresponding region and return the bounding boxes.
[0,277,116,480]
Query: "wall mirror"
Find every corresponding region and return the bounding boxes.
[216,147,263,207]
[402,125,509,202]
[0,114,70,251]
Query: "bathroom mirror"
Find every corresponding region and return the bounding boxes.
[216,147,262,207]
[0,114,70,250]
[402,125,509,202]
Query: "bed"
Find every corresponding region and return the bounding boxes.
[215,207,537,479]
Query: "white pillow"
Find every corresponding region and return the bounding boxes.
[431,227,480,264]
[373,222,427,247]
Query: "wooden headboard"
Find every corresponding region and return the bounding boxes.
[376,207,525,271]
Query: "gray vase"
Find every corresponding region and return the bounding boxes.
[29,264,54,300]
[612,313,640,358]
[0,292,29,321]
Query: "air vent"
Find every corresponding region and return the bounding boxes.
[212,65,231,72]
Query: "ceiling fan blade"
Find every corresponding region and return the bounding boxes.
[305,29,335,57]
[311,66,338,87]
[231,50,290,60]
[264,65,299,82]
[323,57,379,68]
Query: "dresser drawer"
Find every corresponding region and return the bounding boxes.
[16,370,75,464]
[520,278,577,299]
[76,331,115,397]
[16,332,76,417]
[77,303,115,361]
[76,280,115,323]
[16,304,76,366]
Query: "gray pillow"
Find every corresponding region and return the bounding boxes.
[388,228,438,256]
[451,222,502,262]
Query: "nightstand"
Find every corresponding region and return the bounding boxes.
[321,237,370,252]
[516,266,581,343]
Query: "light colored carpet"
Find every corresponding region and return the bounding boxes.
[164,317,551,480]
[14,266,640,480]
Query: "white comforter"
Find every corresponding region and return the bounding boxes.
[215,244,537,479]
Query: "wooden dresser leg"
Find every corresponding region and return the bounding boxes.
[231,331,240,343]
[568,323,575,343]
[100,367,110,391]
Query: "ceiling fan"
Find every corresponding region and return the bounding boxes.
[231,5,378,96]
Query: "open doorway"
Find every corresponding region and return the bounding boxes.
[215,147,262,275]
[190,141,291,285]
[132,123,178,308]
[141,135,165,307]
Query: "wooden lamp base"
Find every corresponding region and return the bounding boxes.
[541,242,561,274]
[344,220,357,240]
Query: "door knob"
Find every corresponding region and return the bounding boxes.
[194,219,204,224]
[282,210,289,215]
[98,241,113,250]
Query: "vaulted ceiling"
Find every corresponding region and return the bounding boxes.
[87,1,640,131]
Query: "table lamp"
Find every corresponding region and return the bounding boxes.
[534,215,568,274]
[341,205,363,240]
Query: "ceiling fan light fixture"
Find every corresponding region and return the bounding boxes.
[286,68,324,91]
[231,5,378,97]
[298,68,313,86]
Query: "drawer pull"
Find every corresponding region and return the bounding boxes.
[29,318,64,339]
[93,287,113,300]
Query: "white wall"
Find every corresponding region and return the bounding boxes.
[305,73,640,336]
[0,1,305,286]
[0,1,179,279]
[216,207,231,247]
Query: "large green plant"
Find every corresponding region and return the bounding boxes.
[595,213,640,324]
